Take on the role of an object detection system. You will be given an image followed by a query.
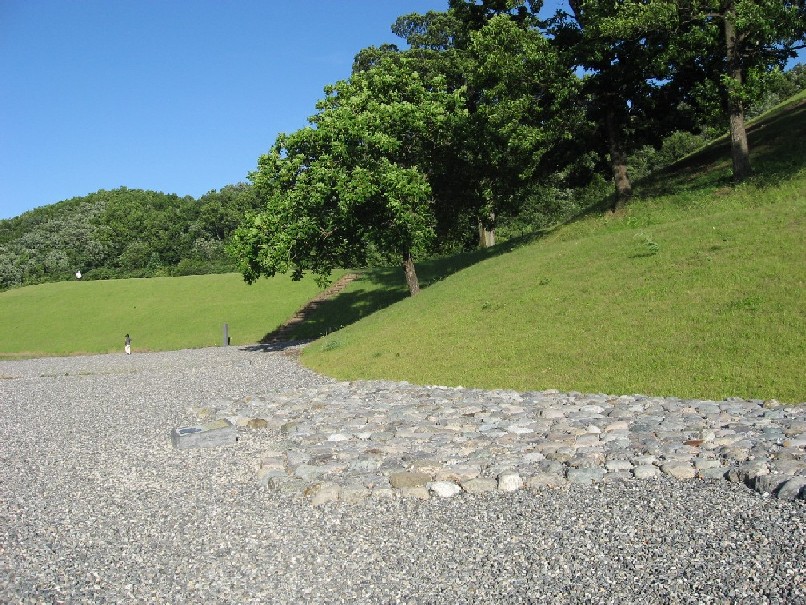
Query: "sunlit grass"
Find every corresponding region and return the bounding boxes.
[0,273,334,358]
[302,95,806,403]
[304,177,804,402]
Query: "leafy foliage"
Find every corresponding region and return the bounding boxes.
[0,184,262,291]
[229,54,465,295]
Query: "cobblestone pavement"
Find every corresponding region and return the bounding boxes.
[195,375,806,504]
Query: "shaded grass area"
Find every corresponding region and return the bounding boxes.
[287,243,528,340]
[654,92,806,195]
[0,273,331,358]
[302,95,806,403]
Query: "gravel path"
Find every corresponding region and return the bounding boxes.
[1,346,804,604]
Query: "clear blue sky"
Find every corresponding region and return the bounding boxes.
[1,1,579,220]
[1,1,800,221]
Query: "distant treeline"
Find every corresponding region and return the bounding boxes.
[0,184,261,290]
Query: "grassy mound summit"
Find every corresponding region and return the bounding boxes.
[302,94,805,403]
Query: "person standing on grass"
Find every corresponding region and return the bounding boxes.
[125,334,131,355]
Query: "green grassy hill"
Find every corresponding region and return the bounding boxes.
[0,273,333,358]
[2,96,803,403]
[301,94,806,403]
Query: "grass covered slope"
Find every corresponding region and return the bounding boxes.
[0,273,332,358]
[303,97,806,403]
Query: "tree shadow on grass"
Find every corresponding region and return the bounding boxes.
[562,95,806,229]
[253,98,805,347]
[255,235,541,344]
[640,95,806,198]
[240,341,311,353]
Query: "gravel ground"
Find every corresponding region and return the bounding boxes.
[1,346,804,604]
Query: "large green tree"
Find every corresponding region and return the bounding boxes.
[466,15,583,240]
[673,0,806,181]
[229,55,464,296]
[585,0,806,183]
[548,0,686,210]
[375,2,582,247]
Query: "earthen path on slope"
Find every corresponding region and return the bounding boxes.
[261,273,360,343]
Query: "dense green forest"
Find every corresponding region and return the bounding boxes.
[0,184,262,290]
[2,0,804,293]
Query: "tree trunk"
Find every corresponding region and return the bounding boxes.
[724,3,752,182]
[606,107,632,211]
[478,212,496,248]
[402,250,420,297]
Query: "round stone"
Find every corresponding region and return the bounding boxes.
[633,465,660,479]
[428,481,462,498]
[661,463,697,480]
[497,472,524,492]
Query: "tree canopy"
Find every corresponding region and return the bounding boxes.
[0,185,262,290]
[229,54,465,296]
[230,0,804,295]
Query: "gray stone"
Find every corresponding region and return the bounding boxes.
[633,465,660,479]
[661,463,696,480]
[602,471,632,483]
[569,453,605,468]
[783,420,806,435]
[399,486,430,499]
[770,459,806,476]
[348,459,382,473]
[389,471,431,489]
[575,433,600,446]
[371,487,397,499]
[280,421,301,435]
[461,477,498,494]
[526,473,567,489]
[605,459,634,472]
[293,464,325,481]
[327,432,350,442]
[304,482,341,506]
[698,467,728,480]
[497,472,523,492]
[777,477,806,501]
[754,474,791,495]
[727,461,769,487]
[171,419,236,450]
[428,481,462,498]
[286,450,310,467]
[269,477,307,497]
[256,469,287,487]
[340,485,370,504]
[433,465,480,482]
[693,458,721,470]
[783,435,806,448]
[566,467,605,484]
